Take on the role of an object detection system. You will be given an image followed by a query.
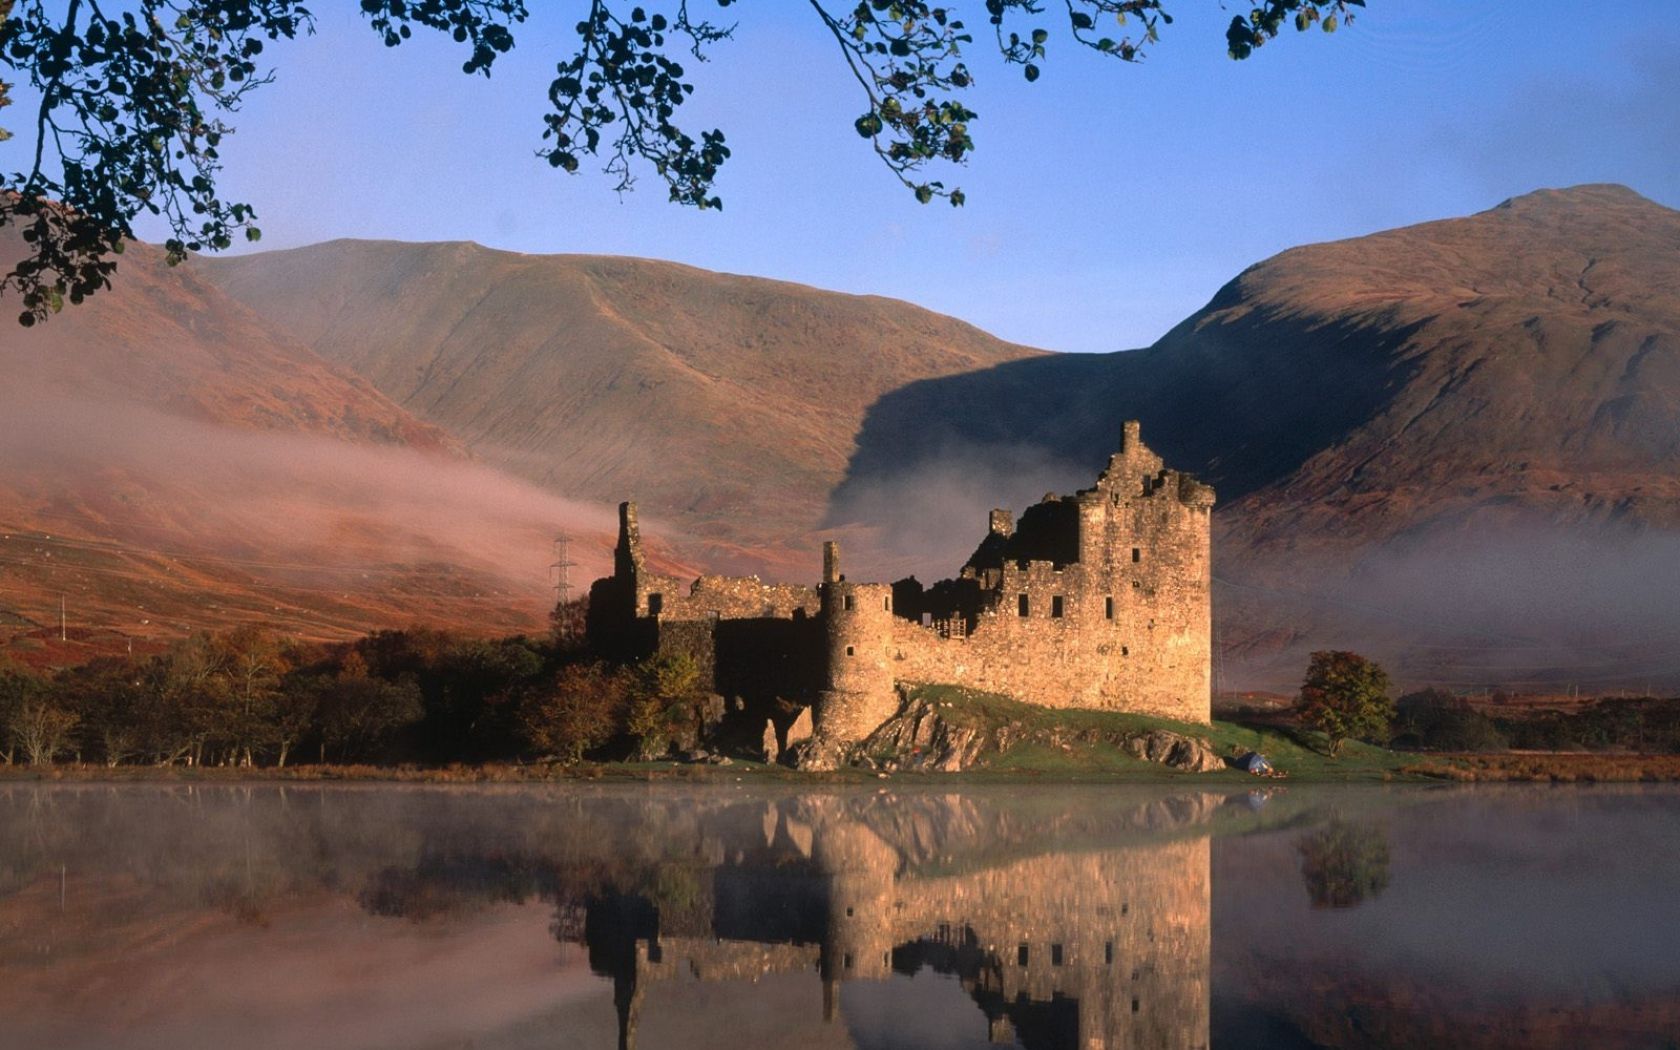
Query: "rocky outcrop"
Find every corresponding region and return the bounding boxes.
[795,692,1224,773]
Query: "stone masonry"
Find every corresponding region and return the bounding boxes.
[586,421,1214,755]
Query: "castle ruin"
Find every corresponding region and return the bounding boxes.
[587,421,1214,761]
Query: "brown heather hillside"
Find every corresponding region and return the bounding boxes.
[834,185,1680,690]
[202,240,1046,569]
[10,186,1679,691]
[0,234,623,662]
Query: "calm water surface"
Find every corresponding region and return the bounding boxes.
[1,782,1677,1050]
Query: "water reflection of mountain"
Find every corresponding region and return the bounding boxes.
[586,797,1212,1050]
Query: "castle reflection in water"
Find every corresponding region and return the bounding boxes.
[576,794,1214,1050]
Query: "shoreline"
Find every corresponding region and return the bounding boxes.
[5,751,1680,786]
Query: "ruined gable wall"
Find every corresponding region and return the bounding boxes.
[882,466,1211,724]
[1096,470,1213,724]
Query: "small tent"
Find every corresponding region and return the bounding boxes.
[1235,751,1273,775]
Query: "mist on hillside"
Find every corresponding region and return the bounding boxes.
[1218,523,1680,694]
[0,393,624,630]
[826,439,1092,582]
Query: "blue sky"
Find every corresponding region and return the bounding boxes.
[123,2,1680,351]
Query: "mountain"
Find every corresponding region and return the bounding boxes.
[11,185,1678,690]
[831,185,1680,690]
[0,234,619,664]
[201,240,1045,570]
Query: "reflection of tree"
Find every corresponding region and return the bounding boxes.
[1296,821,1391,910]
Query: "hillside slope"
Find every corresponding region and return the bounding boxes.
[203,241,1045,567]
[0,235,616,662]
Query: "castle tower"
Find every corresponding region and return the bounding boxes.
[816,541,898,747]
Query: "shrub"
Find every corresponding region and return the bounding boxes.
[1394,688,1507,752]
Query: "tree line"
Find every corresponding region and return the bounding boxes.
[0,600,710,769]
[1293,650,1679,757]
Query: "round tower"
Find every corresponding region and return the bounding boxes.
[815,541,898,746]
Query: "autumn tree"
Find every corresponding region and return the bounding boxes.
[211,626,292,767]
[1297,649,1393,757]
[10,695,79,765]
[0,657,46,764]
[626,652,703,760]
[312,652,424,764]
[57,657,147,766]
[549,595,590,656]
[0,0,1365,324]
[143,632,234,766]
[518,661,629,763]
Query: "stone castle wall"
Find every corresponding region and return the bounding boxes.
[585,422,1213,747]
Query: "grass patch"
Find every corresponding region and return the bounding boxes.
[906,683,1415,782]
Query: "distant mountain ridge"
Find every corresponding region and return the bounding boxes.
[203,240,1046,568]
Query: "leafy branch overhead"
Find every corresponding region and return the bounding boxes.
[0,0,1363,325]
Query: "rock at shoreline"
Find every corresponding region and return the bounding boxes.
[800,692,1224,774]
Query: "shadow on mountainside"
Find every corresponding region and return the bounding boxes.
[824,299,1427,565]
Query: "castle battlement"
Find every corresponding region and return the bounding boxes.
[586,421,1214,755]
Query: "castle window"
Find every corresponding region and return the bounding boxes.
[884,596,891,611]
[845,953,854,970]
[845,646,855,656]
[1132,547,1141,563]
[1105,596,1115,619]
[846,907,854,917]
[1017,944,1029,967]
[1105,941,1114,965]
[1132,998,1140,1014]
[844,594,854,611]
[1051,596,1064,618]
[1018,594,1030,617]
[647,593,663,616]
[1051,944,1064,966]
[1122,646,1129,657]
